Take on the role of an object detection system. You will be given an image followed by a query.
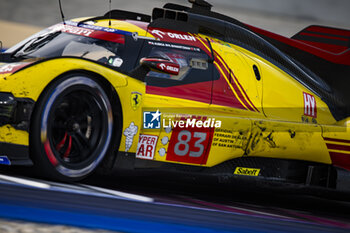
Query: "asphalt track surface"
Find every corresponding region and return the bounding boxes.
[0,168,350,233]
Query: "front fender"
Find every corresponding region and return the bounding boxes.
[0,57,145,156]
[0,57,128,100]
[115,77,145,154]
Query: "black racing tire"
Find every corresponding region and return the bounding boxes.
[30,74,114,182]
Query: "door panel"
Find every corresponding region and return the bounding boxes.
[138,41,216,166]
[205,43,262,165]
[210,43,263,113]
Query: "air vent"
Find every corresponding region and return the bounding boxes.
[163,3,190,12]
[152,8,188,22]
[165,10,176,20]
[190,58,208,70]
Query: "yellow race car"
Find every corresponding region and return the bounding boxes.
[0,0,350,189]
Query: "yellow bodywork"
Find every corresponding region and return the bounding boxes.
[0,58,145,154]
[140,34,344,167]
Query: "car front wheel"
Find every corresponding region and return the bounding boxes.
[31,74,114,181]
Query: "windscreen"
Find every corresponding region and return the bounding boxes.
[7,24,127,70]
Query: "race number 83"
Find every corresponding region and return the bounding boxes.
[167,128,213,165]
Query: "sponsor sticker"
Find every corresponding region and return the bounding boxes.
[157,62,180,75]
[0,156,11,165]
[136,134,158,160]
[151,29,166,38]
[50,22,126,43]
[109,57,123,67]
[234,167,260,176]
[0,63,29,74]
[61,25,93,37]
[123,122,138,152]
[158,148,166,156]
[143,110,161,129]
[147,41,200,52]
[166,126,214,165]
[130,92,142,111]
[163,116,221,128]
[150,29,196,41]
[303,92,317,118]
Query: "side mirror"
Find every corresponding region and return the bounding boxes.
[140,57,180,75]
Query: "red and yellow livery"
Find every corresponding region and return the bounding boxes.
[0,1,350,189]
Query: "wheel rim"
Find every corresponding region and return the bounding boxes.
[40,76,113,178]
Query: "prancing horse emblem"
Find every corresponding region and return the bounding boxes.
[131,92,142,110]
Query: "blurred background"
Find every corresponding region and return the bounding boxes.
[0,0,350,49]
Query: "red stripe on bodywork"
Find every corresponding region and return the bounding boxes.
[329,152,350,171]
[89,31,125,43]
[326,143,350,151]
[232,72,259,112]
[300,32,349,42]
[215,51,259,112]
[295,40,347,54]
[196,37,248,110]
[145,34,254,111]
[307,26,350,37]
[248,25,350,65]
[213,61,253,111]
[323,137,350,144]
[57,24,125,43]
[146,82,212,104]
[195,37,213,57]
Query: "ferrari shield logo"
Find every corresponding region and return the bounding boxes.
[131,92,142,110]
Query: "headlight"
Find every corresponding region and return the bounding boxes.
[0,92,16,124]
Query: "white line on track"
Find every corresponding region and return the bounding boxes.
[0,174,51,189]
[0,174,153,203]
[222,204,296,219]
[80,184,154,203]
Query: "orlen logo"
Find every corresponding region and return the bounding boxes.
[151,29,166,38]
[157,62,180,75]
[303,92,317,118]
[159,63,166,69]
[150,29,196,41]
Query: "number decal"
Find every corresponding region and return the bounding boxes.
[190,132,206,157]
[167,128,214,165]
[174,130,191,156]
